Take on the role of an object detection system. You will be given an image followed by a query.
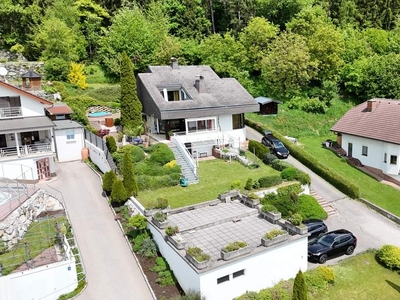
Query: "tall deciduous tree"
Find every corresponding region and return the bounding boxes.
[120,51,143,130]
[293,270,308,300]
[122,149,139,197]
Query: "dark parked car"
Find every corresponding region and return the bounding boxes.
[126,136,144,145]
[303,219,328,244]
[261,131,290,159]
[308,229,357,264]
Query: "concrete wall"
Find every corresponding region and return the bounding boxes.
[55,128,85,162]
[342,134,400,175]
[0,258,77,300]
[0,156,55,181]
[85,141,111,173]
[198,237,308,300]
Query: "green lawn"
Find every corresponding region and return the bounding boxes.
[137,154,279,208]
[246,100,400,217]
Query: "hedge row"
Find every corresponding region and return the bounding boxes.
[248,140,270,160]
[245,119,360,199]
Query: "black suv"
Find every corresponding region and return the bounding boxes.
[261,131,289,159]
[303,219,328,244]
[308,229,357,264]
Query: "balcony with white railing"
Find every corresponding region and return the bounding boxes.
[0,107,23,118]
[0,143,52,160]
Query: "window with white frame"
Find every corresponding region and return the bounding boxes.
[66,129,75,140]
[186,118,216,133]
[390,155,397,165]
[362,146,368,156]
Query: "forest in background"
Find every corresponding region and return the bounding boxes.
[3,0,400,110]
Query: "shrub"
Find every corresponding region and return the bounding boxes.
[165,225,179,236]
[231,180,242,190]
[147,197,169,210]
[271,159,292,171]
[114,118,121,126]
[151,257,168,272]
[172,289,206,300]
[222,241,248,252]
[128,214,147,231]
[45,58,69,81]
[261,192,278,204]
[261,204,279,213]
[305,270,327,291]
[68,62,88,89]
[156,269,177,286]
[252,180,260,189]
[292,270,308,300]
[295,170,311,185]
[149,143,175,165]
[281,167,298,181]
[297,194,328,220]
[277,183,303,197]
[132,231,150,251]
[112,145,145,166]
[377,245,400,269]
[186,247,210,262]
[245,178,253,190]
[153,211,167,222]
[248,140,270,160]
[122,150,139,197]
[247,192,259,199]
[137,237,158,257]
[102,171,116,194]
[110,178,127,204]
[258,175,282,188]
[106,136,117,153]
[316,266,335,284]
[137,175,179,190]
[52,81,69,99]
[263,153,278,165]
[86,85,121,103]
[264,229,286,240]
[290,213,303,226]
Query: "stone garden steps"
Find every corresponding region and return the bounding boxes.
[311,189,337,217]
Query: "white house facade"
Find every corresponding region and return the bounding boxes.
[54,120,85,162]
[0,81,56,181]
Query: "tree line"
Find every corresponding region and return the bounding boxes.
[3,0,400,107]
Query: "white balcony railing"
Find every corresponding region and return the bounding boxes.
[0,107,23,118]
[0,143,52,159]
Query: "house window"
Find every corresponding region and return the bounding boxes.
[55,114,66,120]
[232,114,244,129]
[233,269,245,279]
[362,146,368,156]
[217,275,230,284]
[159,85,191,101]
[186,118,216,133]
[66,129,75,140]
[384,153,387,163]
[390,155,398,165]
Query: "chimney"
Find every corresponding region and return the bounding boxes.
[366,99,377,112]
[194,75,206,93]
[170,57,179,69]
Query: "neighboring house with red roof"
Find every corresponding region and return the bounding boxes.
[45,104,73,120]
[331,99,400,176]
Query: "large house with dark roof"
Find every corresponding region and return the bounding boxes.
[137,59,259,181]
[331,99,400,176]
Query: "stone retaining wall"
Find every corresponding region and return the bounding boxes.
[0,189,64,249]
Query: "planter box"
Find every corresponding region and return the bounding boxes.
[144,206,171,217]
[285,221,308,235]
[220,245,251,261]
[167,234,188,250]
[186,254,210,270]
[152,218,168,229]
[242,196,260,207]
[261,232,289,247]
[261,211,282,223]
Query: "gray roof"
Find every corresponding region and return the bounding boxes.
[0,116,55,133]
[137,65,259,119]
[21,70,42,78]
[53,120,83,130]
[255,97,282,105]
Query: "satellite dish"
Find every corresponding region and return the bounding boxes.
[0,67,8,76]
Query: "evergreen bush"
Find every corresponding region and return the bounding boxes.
[245,178,253,190]
[281,167,298,181]
[261,204,279,213]
[106,136,117,153]
[258,175,282,188]
[377,245,400,269]
[293,270,308,300]
[290,213,303,226]
[137,237,158,257]
[271,159,292,171]
[248,140,270,160]
[102,171,116,194]
[297,194,328,220]
[231,180,242,190]
[263,153,278,165]
[149,143,175,165]
[122,150,139,197]
[110,178,127,204]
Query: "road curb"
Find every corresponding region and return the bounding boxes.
[358,197,400,226]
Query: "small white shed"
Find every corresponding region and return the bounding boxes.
[53,120,85,162]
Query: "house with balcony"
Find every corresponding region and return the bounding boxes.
[137,59,259,182]
[0,80,56,182]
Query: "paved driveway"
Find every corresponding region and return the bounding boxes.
[41,161,154,300]
[245,126,400,268]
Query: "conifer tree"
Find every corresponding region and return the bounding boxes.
[120,51,143,130]
[292,270,308,300]
[102,170,116,195]
[110,178,127,204]
[122,150,139,197]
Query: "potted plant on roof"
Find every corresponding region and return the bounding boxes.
[285,213,308,235]
[152,211,168,229]
[220,241,251,261]
[260,204,281,223]
[165,225,187,250]
[186,247,211,270]
[144,197,170,216]
[242,192,260,207]
[261,229,289,247]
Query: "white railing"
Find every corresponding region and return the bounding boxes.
[0,143,52,159]
[0,107,22,118]
[171,135,198,178]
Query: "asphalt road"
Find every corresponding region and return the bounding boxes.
[246,126,400,268]
[41,161,154,300]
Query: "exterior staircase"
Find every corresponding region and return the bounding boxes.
[311,189,337,217]
[169,144,198,184]
[103,141,117,172]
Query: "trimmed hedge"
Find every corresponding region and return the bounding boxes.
[297,194,328,220]
[245,119,360,199]
[248,140,270,160]
[258,175,282,188]
[271,159,292,171]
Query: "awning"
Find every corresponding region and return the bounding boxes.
[0,116,55,133]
